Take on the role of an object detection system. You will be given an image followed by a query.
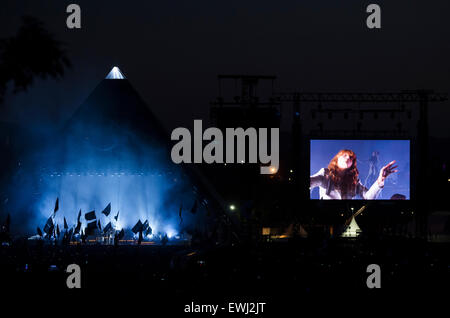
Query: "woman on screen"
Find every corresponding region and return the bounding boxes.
[310,149,397,200]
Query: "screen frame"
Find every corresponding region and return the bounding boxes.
[308,137,412,201]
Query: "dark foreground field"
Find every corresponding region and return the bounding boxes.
[1,238,448,291]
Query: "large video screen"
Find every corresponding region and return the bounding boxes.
[310,140,410,200]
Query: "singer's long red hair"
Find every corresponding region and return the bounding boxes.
[327,149,359,198]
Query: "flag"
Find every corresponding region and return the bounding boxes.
[132,220,143,234]
[103,222,112,234]
[179,203,183,224]
[45,225,54,238]
[145,225,152,237]
[77,209,81,222]
[85,210,96,221]
[190,200,197,214]
[97,219,102,231]
[101,203,111,216]
[74,221,81,235]
[43,216,54,234]
[56,224,60,237]
[85,220,97,235]
[37,227,43,236]
[54,197,59,214]
[114,211,119,221]
[87,220,97,230]
[63,217,68,230]
[142,220,149,231]
[118,228,125,240]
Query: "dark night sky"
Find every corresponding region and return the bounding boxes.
[1,0,450,136]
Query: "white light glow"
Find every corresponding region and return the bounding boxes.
[105,66,125,79]
[165,226,177,239]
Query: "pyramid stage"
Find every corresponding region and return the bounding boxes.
[31,67,235,244]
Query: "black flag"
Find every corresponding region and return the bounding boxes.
[74,221,81,235]
[45,224,54,238]
[56,224,60,237]
[63,217,68,230]
[43,216,54,234]
[87,220,97,230]
[103,222,112,234]
[190,200,197,214]
[114,211,119,221]
[37,227,43,237]
[132,220,143,234]
[97,219,102,231]
[77,209,81,222]
[85,220,97,235]
[145,225,152,237]
[101,203,111,216]
[54,197,59,214]
[85,210,96,221]
[142,220,149,231]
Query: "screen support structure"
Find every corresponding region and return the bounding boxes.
[276,90,447,238]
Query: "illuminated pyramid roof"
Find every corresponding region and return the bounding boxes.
[63,66,166,156]
[105,66,125,79]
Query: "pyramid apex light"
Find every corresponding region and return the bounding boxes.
[105,66,125,79]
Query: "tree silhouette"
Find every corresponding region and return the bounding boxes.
[0,16,71,102]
